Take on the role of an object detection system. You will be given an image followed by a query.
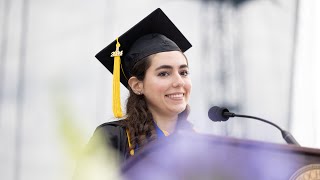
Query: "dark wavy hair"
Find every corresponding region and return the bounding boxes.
[122,52,191,153]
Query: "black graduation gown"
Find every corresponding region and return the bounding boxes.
[73,120,129,180]
[87,120,131,162]
[78,119,193,169]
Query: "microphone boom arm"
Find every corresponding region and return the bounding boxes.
[224,112,300,146]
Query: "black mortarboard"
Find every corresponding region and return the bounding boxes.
[95,8,192,88]
[95,8,192,118]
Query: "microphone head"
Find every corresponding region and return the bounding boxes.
[208,106,230,122]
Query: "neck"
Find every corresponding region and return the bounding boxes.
[152,114,178,134]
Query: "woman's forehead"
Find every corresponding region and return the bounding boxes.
[149,51,188,67]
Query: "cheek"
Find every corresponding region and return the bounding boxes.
[144,78,167,94]
[153,81,169,93]
[184,79,192,93]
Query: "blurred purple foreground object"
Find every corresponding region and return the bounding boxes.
[121,131,320,180]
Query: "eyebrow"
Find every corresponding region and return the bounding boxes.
[155,64,188,71]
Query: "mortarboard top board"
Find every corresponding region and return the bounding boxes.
[95,8,192,89]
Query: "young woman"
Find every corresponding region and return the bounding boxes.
[88,8,193,163]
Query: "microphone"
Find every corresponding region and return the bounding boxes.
[208,106,300,146]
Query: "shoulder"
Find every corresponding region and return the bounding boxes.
[93,119,127,141]
[94,120,127,138]
[96,119,126,129]
[90,119,129,160]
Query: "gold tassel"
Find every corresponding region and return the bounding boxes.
[126,129,134,156]
[111,38,123,118]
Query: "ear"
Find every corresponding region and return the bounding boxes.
[128,76,143,94]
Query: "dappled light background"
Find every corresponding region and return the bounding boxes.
[0,0,319,179]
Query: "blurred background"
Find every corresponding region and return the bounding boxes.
[0,0,319,179]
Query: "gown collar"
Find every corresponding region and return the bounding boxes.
[154,121,170,137]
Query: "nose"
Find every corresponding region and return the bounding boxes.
[172,73,185,87]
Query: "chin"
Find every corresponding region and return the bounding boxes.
[170,105,187,114]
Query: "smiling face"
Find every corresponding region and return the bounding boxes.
[141,51,192,119]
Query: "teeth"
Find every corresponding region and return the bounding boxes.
[167,94,183,98]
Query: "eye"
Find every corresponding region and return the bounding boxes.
[180,70,189,76]
[158,71,170,77]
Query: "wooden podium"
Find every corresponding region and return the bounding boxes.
[122,132,320,180]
